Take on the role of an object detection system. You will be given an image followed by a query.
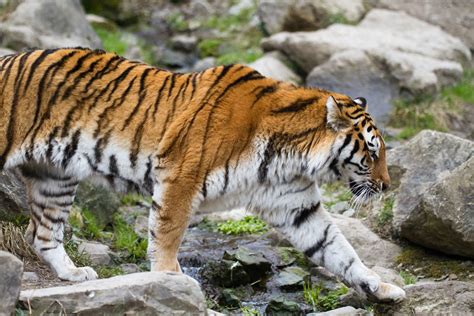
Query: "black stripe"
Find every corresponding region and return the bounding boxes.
[42,211,66,224]
[167,73,177,98]
[258,136,276,183]
[40,246,59,252]
[83,55,123,92]
[272,97,319,114]
[62,130,81,168]
[46,126,60,159]
[39,188,75,198]
[344,140,359,164]
[121,67,151,130]
[252,84,277,107]
[342,258,355,277]
[61,57,103,101]
[304,224,331,257]
[152,75,170,121]
[109,155,119,176]
[144,156,154,194]
[94,130,111,164]
[220,162,230,195]
[22,49,57,96]
[293,202,320,228]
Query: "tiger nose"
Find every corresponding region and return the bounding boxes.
[381,182,389,191]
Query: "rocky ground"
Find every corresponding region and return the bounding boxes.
[0,0,473,315]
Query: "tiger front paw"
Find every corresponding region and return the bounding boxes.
[371,282,406,303]
[57,266,98,282]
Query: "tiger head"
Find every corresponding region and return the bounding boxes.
[322,94,390,201]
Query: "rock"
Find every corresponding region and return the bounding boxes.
[258,0,366,35]
[171,35,198,53]
[249,52,301,85]
[263,9,470,111]
[22,271,39,283]
[331,214,402,268]
[376,281,474,315]
[307,49,399,123]
[77,240,111,265]
[133,215,148,239]
[193,57,216,72]
[19,272,206,314]
[201,260,250,287]
[0,251,23,315]
[223,247,272,281]
[371,266,404,287]
[275,266,310,291]
[75,180,121,227]
[330,201,351,214]
[377,0,474,50]
[120,263,140,274]
[342,209,355,217]
[388,130,474,258]
[0,0,102,50]
[219,289,241,308]
[265,297,302,315]
[0,47,15,57]
[0,170,29,223]
[307,306,370,316]
[86,14,117,31]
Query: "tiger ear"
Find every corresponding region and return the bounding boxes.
[326,96,351,131]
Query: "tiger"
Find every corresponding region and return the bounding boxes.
[0,47,405,302]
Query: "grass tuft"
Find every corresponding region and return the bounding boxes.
[112,214,148,262]
[217,216,268,235]
[400,270,417,285]
[303,281,349,312]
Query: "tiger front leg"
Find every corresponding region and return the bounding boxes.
[147,182,194,272]
[258,184,406,303]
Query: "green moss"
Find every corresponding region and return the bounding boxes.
[304,282,349,312]
[93,25,128,55]
[120,193,151,206]
[197,217,219,232]
[198,38,223,58]
[204,7,256,32]
[277,247,312,270]
[400,271,417,285]
[217,216,268,235]
[328,13,351,25]
[396,247,474,279]
[241,305,262,316]
[377,197,394,226]
[441,70,474,104]
[216,47,263,65]
[166,12,189,32]
[96,265,124,278]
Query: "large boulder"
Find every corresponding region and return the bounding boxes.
[258,0,367,35]
[262,9,471,122]
[0,0,102,50]
[388,130,474,258]
[249,52,301,85]
[0,251,23,315]
[19,272,207,314]
[0,170,29,222]
[376,281,474,315]
[331,214,402,268]
[378,0,474,51]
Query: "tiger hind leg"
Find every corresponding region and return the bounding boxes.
[19,164,98,281]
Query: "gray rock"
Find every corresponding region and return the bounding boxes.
[265,297,302,315]
[331,214,402,268]
[258,0,366,35]
[378,0,474,50]
[219,289,241,308]
[120,263,140,274]
[342,209,355,217]
[307,306,370,316]
[19,272,207,315]
[75,180,121,227]
[275,266,310,290]
[263,9,470,103]
[202,259,250,287]
[86,14,116,31]
[0,170,29,223]
[0,251,23,315]
[371,266,404,287]
[133,215,148,239]
[193,57,216,72]
[249,51,301,85]
[307,49,398,123]
[171,35,198,53]
[0,0,102,50]
[387,130,474,258]
[330,201,351,214]
[22,271,39,283]
[375,281,474,315]
[0,47,15,57]
[223,247,272,280]
[77,241,111,265]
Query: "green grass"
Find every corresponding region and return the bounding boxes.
[198,38,223,58]
[441,70,474,104]
[217,216,268,235]
[216,47,263,65]
[93,25,128,56]
[400,271,417,285]
[69,208,109,241]
[96,265,124,278]
[120,193,151,206]
[64,239,93,267]
[112,214,148,262]
[377,197,394,226]
[204,7,255,32]
[303,282,349,312]
[166,12,189,32]
[241,305,262,316]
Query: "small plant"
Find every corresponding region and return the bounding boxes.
[120,193,150,206]
[217,216,268,235]
[64,239,93,267]
[112,214,148,262]
[400,270,417,285]
[96,265,124,278]
[304,282,348,312]
[216,48,263,65]
[69,208,108,241]
[198,38,222,58]
[377,197,394,226]
[166,12,189,32]
[441,70,474,104]
[93,25,128,56]
[240,305,262,316]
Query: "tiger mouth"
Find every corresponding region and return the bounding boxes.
[349,179,380,200]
